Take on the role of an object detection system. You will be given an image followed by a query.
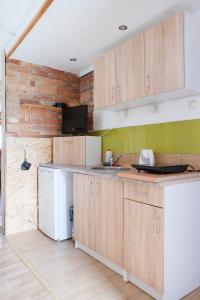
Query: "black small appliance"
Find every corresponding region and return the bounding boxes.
[62,105,88,135]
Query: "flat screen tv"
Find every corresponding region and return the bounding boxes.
[62,105,88,135]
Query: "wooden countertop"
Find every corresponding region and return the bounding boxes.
[117,169,200,183]
[40,163,200,185]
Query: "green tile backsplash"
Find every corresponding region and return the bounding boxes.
[92,119,200,155]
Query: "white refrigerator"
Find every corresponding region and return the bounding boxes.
[38,166,73,241]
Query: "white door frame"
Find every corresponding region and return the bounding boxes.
[1,51,6,234]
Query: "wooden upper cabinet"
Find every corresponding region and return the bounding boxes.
[124,199,163,293]
[115,43,128,103]
[94,49,117,109]
[144,12,185,96]
[95,177,123,267]
[104,49,117,107]
[53,136,101,166]
[74,173,95,250]
[118,33,146,103]
[94,11,200,110]
[94,34,146,108]
[53,136,85,165]
[94,55,105,110]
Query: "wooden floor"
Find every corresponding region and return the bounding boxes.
[0,230,198,300]
[0,232,53,299]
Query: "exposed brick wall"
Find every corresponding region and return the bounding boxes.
[80,72,94,131]
[6,59,80,136]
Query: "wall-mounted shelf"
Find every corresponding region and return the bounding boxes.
[21,103,62,121]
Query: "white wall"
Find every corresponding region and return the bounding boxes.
[94,94,200,131]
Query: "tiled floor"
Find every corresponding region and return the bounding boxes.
[1,230,199,300]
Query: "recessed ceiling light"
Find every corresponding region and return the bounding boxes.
[69,58,77,62]
[119,25,128,30]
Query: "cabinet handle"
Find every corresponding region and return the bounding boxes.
[117,85,121,102]
[154,218,160,238]
[145,75,150,90]
[95,182,100,195]
[89,181,93,194]
[112,87,115,100]
[131,190,147,196]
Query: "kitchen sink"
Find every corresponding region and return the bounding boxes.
[91,166,130,171]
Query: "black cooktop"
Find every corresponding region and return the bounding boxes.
[131,164,194,175]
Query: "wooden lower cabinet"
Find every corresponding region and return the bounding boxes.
[73,173,123,266]
[95,177,123,267]
[74,174,199,299]
[74,173,163,292]
[123,199,164,293]
[74,173,95,250]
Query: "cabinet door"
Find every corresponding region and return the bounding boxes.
[145,12,184,96]
[124,199,163,292]
[115,43,128,103]
[94,55,105,110]
[94,50,117,109]
[116,34,146,104]
[127,34,146,101]
[71,136,86,165]
[53,137,85,165]
[53,137,73,165]
[95,177,123,266]
[104,49,117,107]
[74,173,95,250]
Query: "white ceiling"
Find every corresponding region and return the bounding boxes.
[0,0,47,52]
[3,0,200,75]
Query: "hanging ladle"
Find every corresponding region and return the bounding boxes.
[21,144,31,170]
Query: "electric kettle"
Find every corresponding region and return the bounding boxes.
[139,149,155,166]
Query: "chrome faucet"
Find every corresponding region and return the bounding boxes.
[112,153,125,166]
